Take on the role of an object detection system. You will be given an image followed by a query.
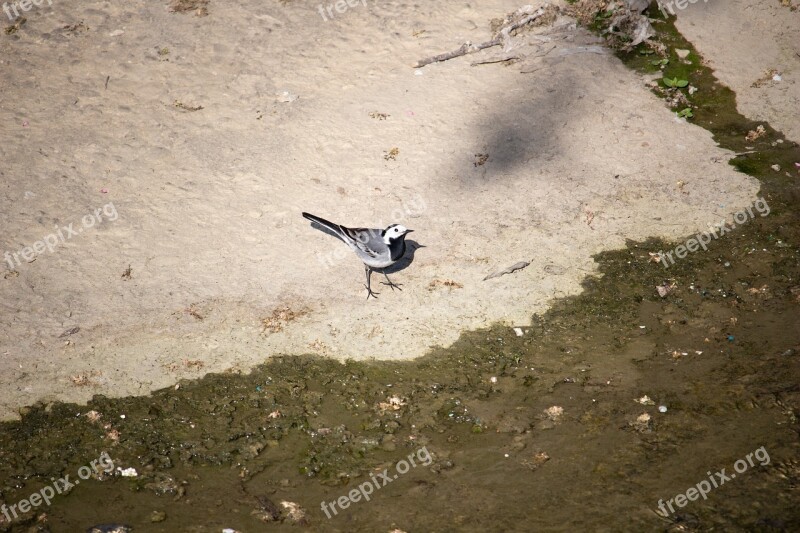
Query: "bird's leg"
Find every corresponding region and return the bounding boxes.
[364,265,379,299]
[380,270,403,291]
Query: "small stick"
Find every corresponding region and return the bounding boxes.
[415,5,547,68]
[104,75,110,89]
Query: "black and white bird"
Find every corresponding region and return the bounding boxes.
[302,212,413,299]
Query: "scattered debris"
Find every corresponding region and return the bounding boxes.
[176,304,204,321]
[378,396,407,413]
[105,428,120,442]
[4,16,26,35]
[427,278,464,291]
[751,68,779,88]
[521,451,550,470]
[261,306,307,334]
[118,467,138,477]
[369,111,389,120]
[636,395,655,405]
[121,265,132,280]
[483,261,530,281]
[62,21,88,34]
[59,326,80,338]
[181,358,205,369]
[173,100,204,112]
[544,405,564,421]
[584,206,595,229]
[69,370,100,387]
[169,0,209,16]
[383,147,399,161]
[414,5,552,68]
[474,153,489,167]
[631,412,652,432]
[86,525,133,533]
[745,124,766,141]
[252,495,281,522]
[656,282,676,298]
[280,501,308,525]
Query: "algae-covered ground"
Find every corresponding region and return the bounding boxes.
[1,5,799,533]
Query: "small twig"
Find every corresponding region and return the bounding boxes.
[414,5,547,68]
[415,40,497,68]
[471,55,520,66]
[104,75,110,89]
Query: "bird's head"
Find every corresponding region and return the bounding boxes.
[383,224,413,244]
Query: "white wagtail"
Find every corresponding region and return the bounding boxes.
[302,212,413,299]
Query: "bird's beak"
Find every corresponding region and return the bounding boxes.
[405,229,414,234]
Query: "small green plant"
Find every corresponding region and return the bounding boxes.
[651,58,669,67]
[662,77,689,88]
[677,108,694,119]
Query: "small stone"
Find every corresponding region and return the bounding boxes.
[150,511,166,523]
[658,405,668,413]
[675,49,690,59]
[771,164,781,172]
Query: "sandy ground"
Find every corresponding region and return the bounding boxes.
[0,0,779,420]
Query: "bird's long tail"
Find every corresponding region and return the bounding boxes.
[302,212,346,241]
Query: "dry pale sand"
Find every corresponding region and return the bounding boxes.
[0,0,777,420]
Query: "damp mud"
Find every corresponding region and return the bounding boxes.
[2,5,800,533]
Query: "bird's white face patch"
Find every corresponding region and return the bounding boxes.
[384,224,410,244]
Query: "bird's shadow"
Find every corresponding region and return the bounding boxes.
[383,240,424,274]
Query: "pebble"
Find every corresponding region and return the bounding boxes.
[658,405,668,413]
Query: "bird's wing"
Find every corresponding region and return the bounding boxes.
[343,227,384,258]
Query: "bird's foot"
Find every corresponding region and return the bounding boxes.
[380,280,403,291]
[364,284,380,300]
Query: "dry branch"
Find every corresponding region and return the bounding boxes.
[414,5,548,68]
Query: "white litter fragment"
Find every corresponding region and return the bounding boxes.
[513,327,524,337]
[636,395,655,405]
[118,467,138,477]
